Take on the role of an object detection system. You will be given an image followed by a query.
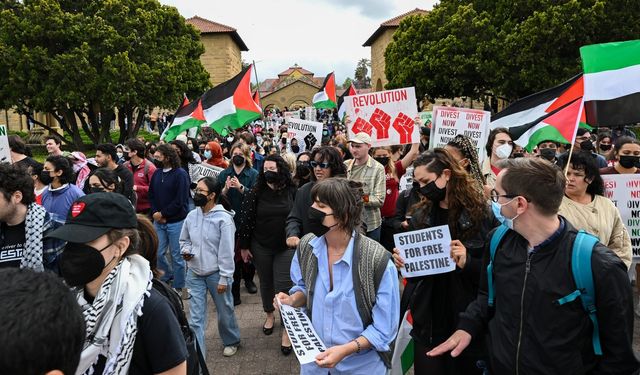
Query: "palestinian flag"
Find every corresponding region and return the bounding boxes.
[161,97,206,142]
[313,72,337,109]
[391,310,414,375]
[337,83,357,120]
[490,75,585,151]
[202,65,262,133]
[581,39,640,127]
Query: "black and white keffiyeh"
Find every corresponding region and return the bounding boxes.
[21,203,46,271]
[75,254,153,375]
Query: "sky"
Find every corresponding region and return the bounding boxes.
[159,0,439,86]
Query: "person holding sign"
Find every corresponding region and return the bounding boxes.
[560,152,632,268]
[277,178,399,374]
[599,136,640,175]
[428,158,638,374]
[392,149,495,374]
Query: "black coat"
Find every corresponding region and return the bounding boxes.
[459,219,639,375]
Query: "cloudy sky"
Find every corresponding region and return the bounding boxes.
[159,0,438,85]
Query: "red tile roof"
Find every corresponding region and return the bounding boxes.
[186,16,249,51]
[278,65,314,77]
[363,8,428,46]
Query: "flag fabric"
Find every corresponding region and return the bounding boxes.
[161,98,206,142]
[580,39,640,127]
[313,72,337,109]
[337,84,357,120]
[391,310,414,375]
[490,75,584,151]
[253,90,262,112]
[201,65,262,133]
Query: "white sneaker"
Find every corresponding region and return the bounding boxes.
[223,346,238,357]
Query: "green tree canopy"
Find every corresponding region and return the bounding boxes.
[385,0,640,102]
[0,0,210,148]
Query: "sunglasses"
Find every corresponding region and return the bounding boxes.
[310,161,330,169]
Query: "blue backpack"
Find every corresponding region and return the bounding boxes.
[486,226,602,355]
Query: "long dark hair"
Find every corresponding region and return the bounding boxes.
[569,151,604,196]
[411,149,486,239]
[45,155,74,184]
[155,144,181,169]
[199,176,232,211]
[254,154,294,194]
[170,140,198,167]
[91,168,123,194]
[310,146,346,180]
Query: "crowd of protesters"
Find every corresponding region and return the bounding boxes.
[1,105,640,375]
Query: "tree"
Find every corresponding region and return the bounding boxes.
[354,58,371,89]
[385,0,640,102]
[0,0,210,149]
[341,77,353,89]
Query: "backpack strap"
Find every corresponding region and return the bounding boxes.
[555,230,602,355]
[487,225,510,307]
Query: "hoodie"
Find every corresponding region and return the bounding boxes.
[179,205,235,285]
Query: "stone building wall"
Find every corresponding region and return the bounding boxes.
[199,34,242,87]
[370,29,396,92]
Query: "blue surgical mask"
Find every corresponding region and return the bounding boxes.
[203,150,212,159]
[491,198,520,230]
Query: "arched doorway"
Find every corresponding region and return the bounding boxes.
[375,78,383,92]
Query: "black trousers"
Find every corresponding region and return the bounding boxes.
[232,260,255,302]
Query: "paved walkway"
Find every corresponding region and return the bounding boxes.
[187,278,640,375]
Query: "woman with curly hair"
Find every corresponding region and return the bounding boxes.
[445,134,486,190]
[237,154,297,355]
[392,149,496,374]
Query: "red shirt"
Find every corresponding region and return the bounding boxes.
[381,161,405,218]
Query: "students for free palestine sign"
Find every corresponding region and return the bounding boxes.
[277,300,326,364]
[602,174,640,259]
[284,118,323,152]
[345,87,419,147]
[429,106,491,165]
[394,225,455,278]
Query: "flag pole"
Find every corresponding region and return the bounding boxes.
[563,97,585,177]
[252,60,264,121]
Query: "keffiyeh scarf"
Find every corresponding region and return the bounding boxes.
[21,203,46,271]
[75,254,153,375]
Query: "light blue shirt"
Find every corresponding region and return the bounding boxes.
[290,234,399,375]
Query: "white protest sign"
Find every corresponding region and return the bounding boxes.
[278,300,326,364]
[394,225,455,278]
[399,166,414,192]
[284,111,300,120]
[429,106,491,165]
[190,163,223,184]
[284,118,323,152]
[345,87,419,147]
[602,174,640,259]
[0,125,11,163]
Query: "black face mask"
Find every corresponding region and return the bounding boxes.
[152,159,164,168]
[307,207,336,237]
[539,148,556,161]
[599,144,612,152]
[59,242,114,287]
[123,153,131,161]
[418,180,447,202]
[296,163,311,179]
[291,145,300,153]
[512,153,525,159]
[374,156,390,166]
[89,187,105,194]
[232,155,245,166]
[580,139,594,152]
[39,171,53,185]
[193,193,209,207]
[264,171,281,184]
[619,155,640,169]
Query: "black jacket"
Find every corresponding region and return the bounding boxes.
[458,218,639,375]
[285,181,314,240]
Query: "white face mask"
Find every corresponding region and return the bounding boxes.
[116,152,123,159]
[495,144,513,159]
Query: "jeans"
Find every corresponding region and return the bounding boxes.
[155,220,186,289]
[187,270,240,357]
[366,225,382,243]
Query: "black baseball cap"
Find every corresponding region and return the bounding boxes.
[46,193,137,243]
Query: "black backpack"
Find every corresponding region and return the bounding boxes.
[151,279,209,375]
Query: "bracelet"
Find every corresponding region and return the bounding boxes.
[352,338,361,354]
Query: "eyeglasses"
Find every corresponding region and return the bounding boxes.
[490,189,517,203]
[194,189,210,195]
[310,161,330,169]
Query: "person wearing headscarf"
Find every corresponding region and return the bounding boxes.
[205,141,229,169]
[70,151,92,189]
